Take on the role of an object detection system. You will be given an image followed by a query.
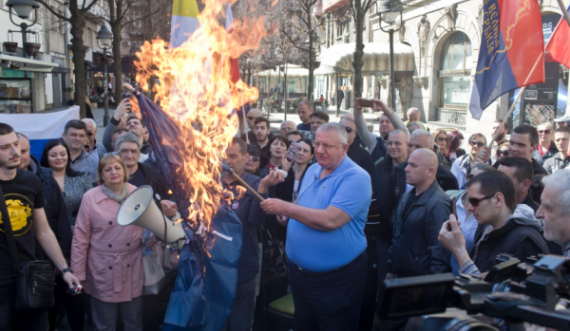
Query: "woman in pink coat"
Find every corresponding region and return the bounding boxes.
[71,154,143,331]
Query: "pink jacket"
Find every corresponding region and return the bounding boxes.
[71,184,144,303]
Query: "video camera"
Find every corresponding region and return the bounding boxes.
[376,255,570,331]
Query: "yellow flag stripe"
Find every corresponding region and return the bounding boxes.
[172,0,199,18]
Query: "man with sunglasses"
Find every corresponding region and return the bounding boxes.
[438,171,548,276]
[340,114,373,176]
[532,122,558,165]
[81,118,106,160]
[544,127,570,174]
[491,120,509,159]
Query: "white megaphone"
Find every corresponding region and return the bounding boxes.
[116,185,186,248]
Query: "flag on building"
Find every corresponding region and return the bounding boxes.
[170,0,201,48]
[469,0,545,120]
[0,106,79,160]
[546,6,570,69]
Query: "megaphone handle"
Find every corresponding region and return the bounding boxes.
[231,173,265,202]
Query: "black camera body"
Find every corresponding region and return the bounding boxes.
[377,255,570,331]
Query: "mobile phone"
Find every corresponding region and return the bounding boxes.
[359,99,374,108]
[447,197,457,231]
[286,141,301,162]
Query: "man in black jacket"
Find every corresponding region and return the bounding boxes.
[371,129,409,281]
[388,149,452,279]
[340,114,373,176]
[409,130,459,191]
[439,171,548,275]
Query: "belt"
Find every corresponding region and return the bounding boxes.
[291,251,366,275]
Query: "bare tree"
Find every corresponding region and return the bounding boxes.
[36,0,101,118]
[101,0,160,101]
[350,0,375,99]
[281,0,323,102]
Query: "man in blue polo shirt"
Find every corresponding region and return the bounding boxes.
[261,122,372,330]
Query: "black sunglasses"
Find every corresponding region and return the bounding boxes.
[343,126,354,134]
[469,141,485,148]
[497,150,509,157]
[437,137,448,142]
[86,131,93,137]
[538,129,552,134]
[468,194,495,207]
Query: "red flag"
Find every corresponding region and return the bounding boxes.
[546,8,570,68]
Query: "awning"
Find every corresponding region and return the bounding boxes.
[315,43,415,75]
[0,53,60,73]
[253,63,309,77]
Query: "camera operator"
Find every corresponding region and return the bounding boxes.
[438,171,548,276]
[537,169,570,257]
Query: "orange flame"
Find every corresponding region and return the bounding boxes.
[134,0,270,234]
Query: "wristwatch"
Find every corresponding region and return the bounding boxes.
[61,268,73,274]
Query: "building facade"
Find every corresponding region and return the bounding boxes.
[316,0,570,133]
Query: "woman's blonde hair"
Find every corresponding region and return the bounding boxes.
[96,154,129,185]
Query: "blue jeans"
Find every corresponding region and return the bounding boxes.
[289,252,367,331]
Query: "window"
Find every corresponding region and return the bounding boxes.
[439,32,472,109]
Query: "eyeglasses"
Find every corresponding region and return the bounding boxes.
[468,194,495,207]
[386,141,403,147]
[538,129,552,134]
[497,150,509,157]
[313,141,344,149]
[249,156,260,162]
[343,126,354,134]
[437,137,448,142]
[469,141,485,148]
[86,131,93,137]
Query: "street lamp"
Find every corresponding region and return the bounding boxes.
[376,0,404,112]
[6,0,40,60]
[96,24,113,126]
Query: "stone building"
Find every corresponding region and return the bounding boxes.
[315,0,570,133]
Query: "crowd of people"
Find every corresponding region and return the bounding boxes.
[2,95,570,331]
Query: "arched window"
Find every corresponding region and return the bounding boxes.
[439,32,472,109]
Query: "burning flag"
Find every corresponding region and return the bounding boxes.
[132,0,270,329]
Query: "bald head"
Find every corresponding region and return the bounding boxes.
[246,109,263,129]
[413,149,438,169]
[405,148,438,188]
[281,120,296,135]
[407,107,421,123]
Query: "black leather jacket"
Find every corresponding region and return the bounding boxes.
[389,180,452,277]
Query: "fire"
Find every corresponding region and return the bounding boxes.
[134,0,271,234]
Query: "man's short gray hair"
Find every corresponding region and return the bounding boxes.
[115,132,141,151]
[81,118,97,129]
[411,129,434,148]
[298,100,311,109]
[542,169,570,215]
[317,122,348,144]
[389,128,410,142]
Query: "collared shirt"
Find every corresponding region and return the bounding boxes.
[286,156,372,273]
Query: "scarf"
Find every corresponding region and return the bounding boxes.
[101,183,129,202]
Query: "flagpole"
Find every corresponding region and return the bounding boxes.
[556,0,570,28]
[487,86,527,149]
